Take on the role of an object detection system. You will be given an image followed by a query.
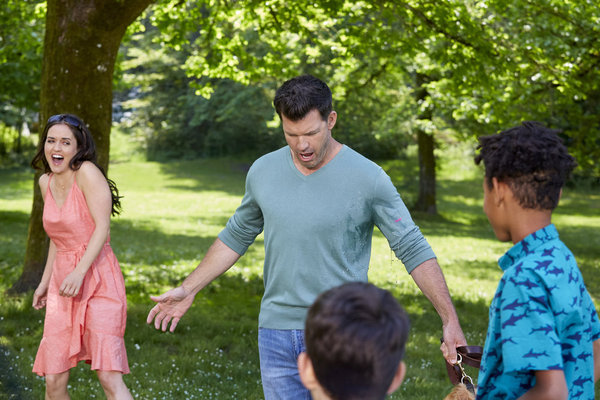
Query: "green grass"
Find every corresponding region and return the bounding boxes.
[0,141,598,399]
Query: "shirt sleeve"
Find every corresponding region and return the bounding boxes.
[500,270,563,373]
[218,167,264,256]
[371,169,435,273]
[583,290,600,342]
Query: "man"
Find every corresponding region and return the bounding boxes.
[147,74,466,399]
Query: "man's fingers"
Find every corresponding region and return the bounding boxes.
[154,312,166,331]
[150,294,164,303]
[169,318,180,333]
[446,344,458,365]
[147,305,159,324]
[161,315,172,332]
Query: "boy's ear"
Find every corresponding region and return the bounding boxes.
[491,177,507,206]
[386,361,406,395]
[297,352,320,391]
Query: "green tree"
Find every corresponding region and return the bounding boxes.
[12,0,153,293]
[0,0,45,151]
[157,0,599,198]
[116,22,281,160]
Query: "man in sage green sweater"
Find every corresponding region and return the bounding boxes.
[147,74,466,399]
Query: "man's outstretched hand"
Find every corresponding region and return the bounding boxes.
[147,286,196,333]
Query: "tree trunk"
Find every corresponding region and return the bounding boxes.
[10,0,152,293]
[413,73,437,214]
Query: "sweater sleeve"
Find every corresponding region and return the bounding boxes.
[372,169,436,273]
[218,168,264,256]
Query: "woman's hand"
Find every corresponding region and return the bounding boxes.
[33,284,49,309]
[59,269,86,297]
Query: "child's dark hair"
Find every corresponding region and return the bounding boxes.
[273,74,333,121]
[31,114,122,216]
[304,282,410,400]
[474,121,577,210]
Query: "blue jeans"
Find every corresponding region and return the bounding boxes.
[258,328,311,400]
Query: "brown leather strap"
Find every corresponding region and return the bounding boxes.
[441,339,483,393]
[456,346,483,368]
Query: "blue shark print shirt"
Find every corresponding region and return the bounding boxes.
[476,224,600,399]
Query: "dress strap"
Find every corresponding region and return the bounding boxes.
[45,173,53,198]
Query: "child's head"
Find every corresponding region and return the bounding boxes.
[474,121,577,211]
[298,282,410,400]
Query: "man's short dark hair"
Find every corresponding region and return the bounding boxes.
[273,74,333,121]
[304,282,410,400]
[474,121,577,210]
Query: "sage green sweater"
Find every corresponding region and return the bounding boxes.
[219,145,435,329]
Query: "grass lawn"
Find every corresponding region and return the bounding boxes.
[0,141,598,399]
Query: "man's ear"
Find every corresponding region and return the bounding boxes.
[327,111,337,130]
[298,352,319,391]
[386,361,406,395]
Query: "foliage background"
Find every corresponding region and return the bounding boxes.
[1,0,599,398]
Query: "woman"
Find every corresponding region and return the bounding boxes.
[31,114,132,400]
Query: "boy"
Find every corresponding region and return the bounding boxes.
[474,121,600,399]
[297,282,410,400]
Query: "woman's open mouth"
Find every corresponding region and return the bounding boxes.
[51,154,64,166]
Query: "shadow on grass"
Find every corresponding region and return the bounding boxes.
[0,344,28,399]
[0,167,34,199]
[157,159,249,197]
[0,210,31,288]
[1,271,266,399]
[110,218,219,266]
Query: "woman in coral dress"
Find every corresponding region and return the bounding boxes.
[31,114,132,400]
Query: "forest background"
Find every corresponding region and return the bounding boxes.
[1,0,599,398]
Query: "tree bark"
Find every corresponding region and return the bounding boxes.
[10,0,152,293]
[413,73,437,214]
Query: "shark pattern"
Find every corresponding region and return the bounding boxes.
[478,226,598,399]
[529,324,553,335]
[523,349,549,358]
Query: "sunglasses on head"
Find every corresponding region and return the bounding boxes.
[47,114,84,130]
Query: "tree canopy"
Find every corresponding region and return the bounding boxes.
[144,0,600,179]
[0,0,45,127]
[4,0,600,291]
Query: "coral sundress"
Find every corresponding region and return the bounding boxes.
[33,173,129,376]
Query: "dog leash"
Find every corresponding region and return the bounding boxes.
[441,340,483,396]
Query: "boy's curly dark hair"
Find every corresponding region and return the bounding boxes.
[305,282,410,400]
[474,121,577,210]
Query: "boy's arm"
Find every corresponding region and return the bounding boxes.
[516,370,567,400]
[594,338,600,382]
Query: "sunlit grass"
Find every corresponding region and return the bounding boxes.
[1,138,598,399]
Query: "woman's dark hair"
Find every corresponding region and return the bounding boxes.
[31,113,122,216]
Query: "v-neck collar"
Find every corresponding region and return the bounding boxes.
[48,174,76,211]
[286,144,347,179]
